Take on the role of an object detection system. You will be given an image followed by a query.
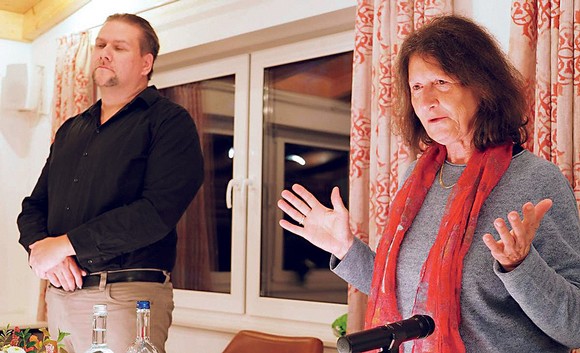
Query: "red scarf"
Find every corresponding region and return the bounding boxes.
[364,143,512,353]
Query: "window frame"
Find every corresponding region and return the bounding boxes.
[246,31,354,324]
[151,54,250,314]
[150,31,355,343]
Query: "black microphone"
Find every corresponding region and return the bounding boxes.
[336,314,435,353]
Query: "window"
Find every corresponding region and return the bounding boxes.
[247,32,353,324]
[259,52,352,304]
[153,55,249,314]
[152,31,353,336]
[160,76,235,294]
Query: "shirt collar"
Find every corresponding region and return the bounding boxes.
[82,85,160,120]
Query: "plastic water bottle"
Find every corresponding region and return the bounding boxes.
[85,304,114,353]
[125,301,159,353]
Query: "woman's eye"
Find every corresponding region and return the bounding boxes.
[411,84,422,91]
[434,80,452,91]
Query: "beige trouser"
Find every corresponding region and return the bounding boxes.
[45,279,174,353]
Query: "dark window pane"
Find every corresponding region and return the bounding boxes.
[261,51,352,304]
[160,75,235,293]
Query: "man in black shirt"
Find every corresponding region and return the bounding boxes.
[17,13,203,353]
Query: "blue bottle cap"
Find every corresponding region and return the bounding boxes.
[137,300,151,309]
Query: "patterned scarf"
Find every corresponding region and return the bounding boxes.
[364,142,512,353]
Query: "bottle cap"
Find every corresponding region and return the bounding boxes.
[137,300,151,309]
[93,304,107,314]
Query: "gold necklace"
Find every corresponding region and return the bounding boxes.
[438,162,457,189]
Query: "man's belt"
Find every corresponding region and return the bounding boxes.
[83,270,168,288]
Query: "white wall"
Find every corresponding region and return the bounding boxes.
[0,39,49,326]
[456,0,512,53]
[0,0,511,351]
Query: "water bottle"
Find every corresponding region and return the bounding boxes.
[85,304,115,353]
[125,301,159,353]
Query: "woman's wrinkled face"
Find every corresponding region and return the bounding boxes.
[408,54,480,149]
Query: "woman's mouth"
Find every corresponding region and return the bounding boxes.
[428,116,446,123]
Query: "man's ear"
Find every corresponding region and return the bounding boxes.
[141,53,154,77]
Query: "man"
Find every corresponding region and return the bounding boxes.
[17,14,203,353]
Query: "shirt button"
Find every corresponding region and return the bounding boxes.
[88,260,93,264]
[73,178,79,183]
[96,129,100,134]
[83,152,88,157]
[65,206,70,211]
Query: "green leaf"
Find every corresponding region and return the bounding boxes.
[57,330,70,342]
[331,313,348,337]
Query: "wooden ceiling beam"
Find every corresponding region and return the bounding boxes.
[0,10,24,41]
[22,0,90,41]
[1,0,178,42]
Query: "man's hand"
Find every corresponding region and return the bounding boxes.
[46,256,87,291]
[29,234,76,279]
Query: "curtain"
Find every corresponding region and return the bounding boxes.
[160,83,215,291]
[509,0,580,212]
[348,0,452,333]
[509,1,580,351]
[37,31,95,322]
[52,31,94,139]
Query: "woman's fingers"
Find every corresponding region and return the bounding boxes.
[483,199,553,271]
[498,215,519,251]
[532,199,553,225]
[279,218,306,237]
[292,184,320,210]
[280,186,313,217]
[330,186,347,213]
[278,197,307,224]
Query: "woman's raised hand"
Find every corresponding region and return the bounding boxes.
[483,198,553,272]
[277,184,353,259]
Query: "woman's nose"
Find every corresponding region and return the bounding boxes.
[419,86,439,111]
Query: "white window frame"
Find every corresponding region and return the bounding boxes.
[151,54,250,314]
[246,30,354,325]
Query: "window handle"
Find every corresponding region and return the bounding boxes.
[225,178,240,209]
[226,178,252,209]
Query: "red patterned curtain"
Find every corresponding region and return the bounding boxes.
[348,0,452,333]
[52,31,94,138]
[509,1,580,351]
[509,0,580,212]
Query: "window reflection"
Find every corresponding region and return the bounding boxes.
[261,51,353,304]
[160,76,235,293]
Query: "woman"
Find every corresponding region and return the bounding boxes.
[277,15,580,353]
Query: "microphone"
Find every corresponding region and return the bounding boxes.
[336,314,435,353]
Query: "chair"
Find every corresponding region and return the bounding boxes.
[222,330,324,353]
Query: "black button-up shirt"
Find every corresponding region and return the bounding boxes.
[17,86,204,273]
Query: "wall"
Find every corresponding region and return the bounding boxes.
[0,0,511,351]
[0,39,48,327]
